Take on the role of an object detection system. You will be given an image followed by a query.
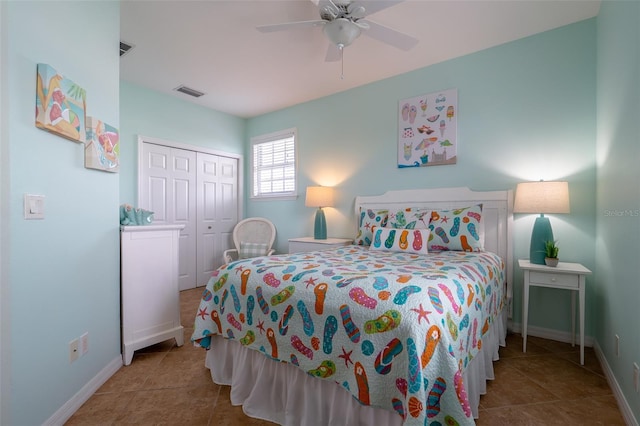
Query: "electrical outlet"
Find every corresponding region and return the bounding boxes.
[69,339,79,363]
[80,332,89,357]
[615,334,620,357]
[634,363,639,393]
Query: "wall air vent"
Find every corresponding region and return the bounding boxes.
[174,85,205,98]
[120,41,134,57]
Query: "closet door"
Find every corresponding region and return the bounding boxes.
[140,143,197,290]
[140,140,240,290]
[197,153,238,285]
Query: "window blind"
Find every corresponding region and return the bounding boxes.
[252,131,296,198]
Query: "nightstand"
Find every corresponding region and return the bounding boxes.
[519,259,592,365]
[288,237,352,254]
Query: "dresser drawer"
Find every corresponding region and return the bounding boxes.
[529,271,579,288]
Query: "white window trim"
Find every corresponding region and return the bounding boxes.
[250,127,298,201]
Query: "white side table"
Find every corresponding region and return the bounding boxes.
[519,259,592,365]
[288,237,352,254]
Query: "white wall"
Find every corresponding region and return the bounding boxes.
[3,2,121,424]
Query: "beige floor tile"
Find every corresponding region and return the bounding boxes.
[65,392,133,426]
[65,291,626,426]
[96,352,166,394]
[143,350,214,390]
[113,386,217,425]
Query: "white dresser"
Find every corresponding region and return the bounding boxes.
[120,225,185,366]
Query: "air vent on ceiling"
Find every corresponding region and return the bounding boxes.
[120,41,134,57]
[174,85,205,98]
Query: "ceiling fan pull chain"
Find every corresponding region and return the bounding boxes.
[340,45,344,79]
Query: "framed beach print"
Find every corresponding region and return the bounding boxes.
[35,63,87,143]
[84,116,119,173]
[398,88,457,168]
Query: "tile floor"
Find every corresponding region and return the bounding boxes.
[66,288,626,425]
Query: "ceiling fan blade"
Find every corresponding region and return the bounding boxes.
[257,20,326,33]
[325,44,341,62]
[358,0,405,17]
[361,19,418,51]
[347,4,366,19]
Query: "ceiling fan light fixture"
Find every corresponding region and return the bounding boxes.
[323,18,361,48]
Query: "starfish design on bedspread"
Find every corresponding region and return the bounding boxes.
[338,347,354,368]
[305,277,318,289]
[256,320,265,334]
[235,265,244,274]
[197,307,208,320]
[440,215,450,223]
[410,303,431,325]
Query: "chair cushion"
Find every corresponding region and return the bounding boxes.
[239,241,269,259]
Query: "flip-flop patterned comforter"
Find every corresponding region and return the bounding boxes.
[192,246,505,426]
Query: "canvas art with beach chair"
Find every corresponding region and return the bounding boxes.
[35,63,87,143]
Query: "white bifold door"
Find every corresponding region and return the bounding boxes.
[140,142,239,290]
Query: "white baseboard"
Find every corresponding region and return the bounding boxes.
[507,320,595,347]
[43,356,122,426]
[593,341,639,426]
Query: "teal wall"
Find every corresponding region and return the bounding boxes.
[246,20,597,339]
[3,1,120,425]
[596,0,640,420]
[119,81,246,205]
[2,3,637,423]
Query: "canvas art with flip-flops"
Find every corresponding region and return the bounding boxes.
[398,88,458,168]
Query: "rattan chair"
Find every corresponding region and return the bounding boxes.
[223,217,276,263]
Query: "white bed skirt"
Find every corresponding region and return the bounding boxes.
[205,308,507,425]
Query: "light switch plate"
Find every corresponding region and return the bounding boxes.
[24,194,45,220]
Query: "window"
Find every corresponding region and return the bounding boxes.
[251,128,297,199]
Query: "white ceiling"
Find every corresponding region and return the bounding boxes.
[120,0,600,118]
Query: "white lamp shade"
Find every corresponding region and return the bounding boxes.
[323,18,361,47]
[514,181,570,214]
[305,186,334,208]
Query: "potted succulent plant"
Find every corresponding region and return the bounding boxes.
[544,240,559,267]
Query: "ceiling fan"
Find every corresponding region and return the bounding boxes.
[256,0,419,64]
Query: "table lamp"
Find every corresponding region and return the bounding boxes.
[305,186,334,240]
[514,181,570,265]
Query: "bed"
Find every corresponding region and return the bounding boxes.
[192,187,513,426]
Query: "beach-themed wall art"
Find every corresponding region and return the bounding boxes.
[398,88,457,168]
[85,116,119,172]
[35,63,87,143]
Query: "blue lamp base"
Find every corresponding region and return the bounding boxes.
[530,215,554,265]
[314,207,327,240]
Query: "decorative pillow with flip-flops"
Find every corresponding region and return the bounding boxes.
[369,226,430,254]
[428,204,484,252]
[354,208,389,246]
[387,207,432,229]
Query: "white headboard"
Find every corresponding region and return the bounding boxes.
[354,187,514,308]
